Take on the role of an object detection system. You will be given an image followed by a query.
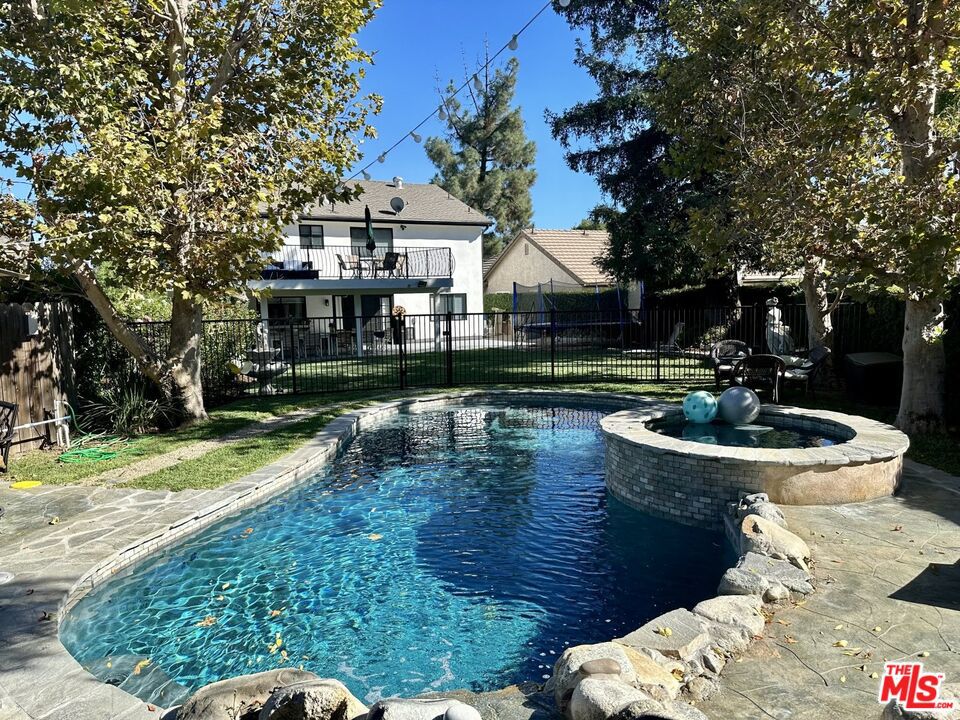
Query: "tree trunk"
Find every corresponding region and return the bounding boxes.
[896,295,946,434]
[800,259,832,350]
[73,264,168,385]
[168,291,208,422]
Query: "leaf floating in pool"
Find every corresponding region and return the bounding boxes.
[269,608,285,618]
[132,659,152,675]
[268,633,283,654]
[221,582,231,590]
[655,626,673,637]
[280,650,289,662]
[196,616,218,628]
[368,533,383,541]
[216,595,225,601]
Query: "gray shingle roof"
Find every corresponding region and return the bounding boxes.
[301,180,491,227]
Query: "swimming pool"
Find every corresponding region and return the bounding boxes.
[60,403,727,706]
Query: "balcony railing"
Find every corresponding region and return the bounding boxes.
[260,245,455,281]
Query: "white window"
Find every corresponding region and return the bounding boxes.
[437,293,467,319]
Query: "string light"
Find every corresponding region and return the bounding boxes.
[347,0,563,182]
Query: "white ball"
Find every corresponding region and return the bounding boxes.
[718,387,761,425]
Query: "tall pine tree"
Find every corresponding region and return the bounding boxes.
[426,56,536,257]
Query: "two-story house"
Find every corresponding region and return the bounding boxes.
[247,178,489,358]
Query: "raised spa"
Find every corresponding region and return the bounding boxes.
[60,403,729,707]
[602,404,909,528]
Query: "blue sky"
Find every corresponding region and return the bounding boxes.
[353,0,604,230]
[2,1,605,229]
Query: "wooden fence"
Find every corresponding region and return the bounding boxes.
[0,302,74,458]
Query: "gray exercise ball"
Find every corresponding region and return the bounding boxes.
[718,386,761,425]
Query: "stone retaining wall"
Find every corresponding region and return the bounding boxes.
[601,404,909,530]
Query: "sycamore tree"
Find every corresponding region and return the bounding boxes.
[654,0,960,433]
[0,0,381,422]
[426,56,536,257]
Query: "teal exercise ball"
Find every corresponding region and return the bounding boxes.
[682,391,718,424]
[718,386,761,425]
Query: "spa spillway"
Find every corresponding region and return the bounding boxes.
[600,403,909,529]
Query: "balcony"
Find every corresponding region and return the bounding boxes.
[259,245,455,281]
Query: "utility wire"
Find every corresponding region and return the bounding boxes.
[346,0,561,182]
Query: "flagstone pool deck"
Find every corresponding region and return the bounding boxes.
[0,423,958,719]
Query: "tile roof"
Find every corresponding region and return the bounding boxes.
[521,229,614,285]
[302,180,491,227]
[482,252,501,277]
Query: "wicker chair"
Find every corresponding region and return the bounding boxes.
[710,340,752,390]
[731,354,786,404]
[783,346,831,395]
[0,402,18,473]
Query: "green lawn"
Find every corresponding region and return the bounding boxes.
[8,376,959,492]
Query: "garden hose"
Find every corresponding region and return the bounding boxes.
[57,434,143,464]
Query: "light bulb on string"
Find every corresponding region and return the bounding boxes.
[362,170,371,181]
[438,104,448,121]
[377,154,386,164]
[509,35,519,51]
[558,0,571,6]
[473,74,483,93]
[410,132,422,143]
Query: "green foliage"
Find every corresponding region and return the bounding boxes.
[484,293,513,313]
[426,57,536,257]
[0,0,382,417]
[574,217,606,231]
[548,4,720,291]
[78,371,180,435]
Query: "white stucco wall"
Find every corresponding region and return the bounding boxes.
[484,238,579,294]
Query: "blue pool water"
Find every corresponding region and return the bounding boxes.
[61,404,728,705]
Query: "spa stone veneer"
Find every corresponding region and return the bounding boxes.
[601,404,909,529]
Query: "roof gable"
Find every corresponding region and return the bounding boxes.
[486,229,614,285]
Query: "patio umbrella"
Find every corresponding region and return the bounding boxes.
[364,205,377,256]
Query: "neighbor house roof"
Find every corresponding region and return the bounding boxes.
[487,229,614,286]
[301,180,491,227]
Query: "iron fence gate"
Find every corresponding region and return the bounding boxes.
[92,302,887,406]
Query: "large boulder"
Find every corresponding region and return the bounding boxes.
[717,568,768,597]
[178,669,319,720]
[259,679,367,720]
[552,643,638,710]
[735,494,787,528]
[739,515,811,571]
[692,595,765,638]
[367,698,480,720]
[738,552,814,595]
[617,610,710,663]
[568,677,651,720]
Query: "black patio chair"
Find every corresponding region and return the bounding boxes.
[375,252,401,279]
[0,402,18,473]
[731,354,786,404]
[783,345,832,395]
[710,339,752,390]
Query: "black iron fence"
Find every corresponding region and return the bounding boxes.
[102,303,890,406]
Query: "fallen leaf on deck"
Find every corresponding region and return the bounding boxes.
[833,640,848,648]
[655,627,673,637]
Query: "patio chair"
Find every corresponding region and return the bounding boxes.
[336,254,362,279]
[783,345,831,395]
[0,402,18,473]
[375,252,401,279]
[731,354,786,404]
[710,340,752,390]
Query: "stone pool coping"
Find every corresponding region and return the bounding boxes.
[0,389,655,719]
[600,404,909,467]
[601,404,909,525]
